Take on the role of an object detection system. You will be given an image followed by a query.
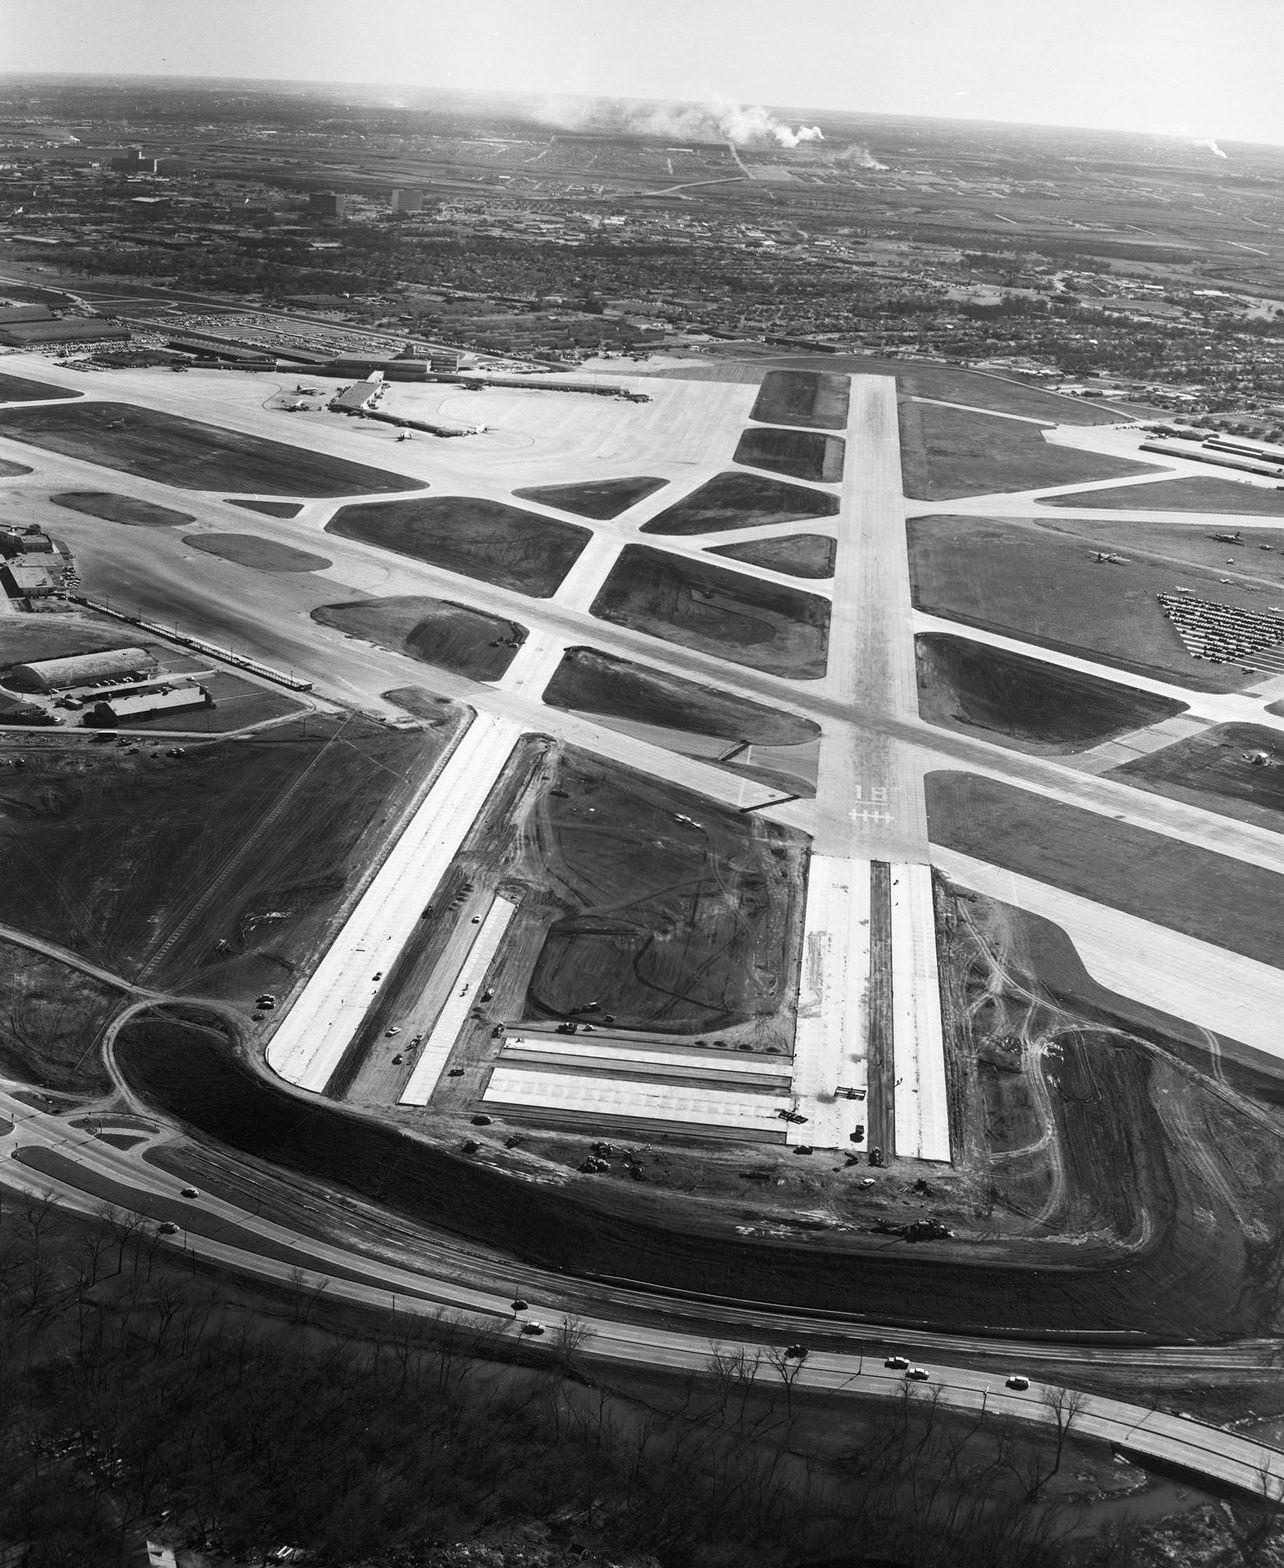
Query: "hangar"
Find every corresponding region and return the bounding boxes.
[8,646,157,692]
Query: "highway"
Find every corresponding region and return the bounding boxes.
[2,1083,1282,1504]
[10,345,1284,1488]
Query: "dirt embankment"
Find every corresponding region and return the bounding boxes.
[116,989,1281,1342]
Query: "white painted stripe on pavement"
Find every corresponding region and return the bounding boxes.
[399,896,518,1106]
[890,862,951,1161]
[267,713,521,1092]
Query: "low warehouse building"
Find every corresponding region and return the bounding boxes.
[87,683,210,725]
[8,646,156,692]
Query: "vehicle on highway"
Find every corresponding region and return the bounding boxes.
[905,1367,930,1381]
[385,1026,400,1037]
[180,1187,199,1198]
[1005,1375,1031,1391]
[884,1355,910,1370]
[158,1222,180,1235]
[783,1343,808,1361]
[520,1321,546,1336]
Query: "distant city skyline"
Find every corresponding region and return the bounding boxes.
[6,0,1284,149]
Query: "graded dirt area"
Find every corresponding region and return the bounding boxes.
[926,770,1284,967]
[710,534,836,578]
[511,475,667,518]
[115,1002,1279,1338]
[544,648,819,745]
[0,938,118,1093]
[591,545,830,679]
[327,497,591,597]
[1041,476,1284,514]
[749,370,850,430]
[908,514,1256,690]
[1111,723,1284,833]
[732,428,845,483]
[943,877,1284,1108]
[184,534,332,572]
[0,371,81,402]
[516,746,808,1036]
[899,400,1156,500]
[935,880,1284,1326]
[229,499,305,518]
[915,633,1185,753]
[642,471,840,535]
[0,402,424,496]
[0,712,464,1000]
[52,490,195,528]
[314,596,525,680]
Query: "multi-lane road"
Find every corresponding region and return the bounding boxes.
[7,347,1284,1490]
[2,1082,1282,1501]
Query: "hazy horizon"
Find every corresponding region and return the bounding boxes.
[5,0,1284,151]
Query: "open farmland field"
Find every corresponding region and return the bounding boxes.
[916,633,1185,753]
[1041,477,1284,514]
[908,515,1258,690]
[314,595,525,680]
[52,490,194,528]
[327,497,590,596]
[0,939,119,1094]
[643,471,840,535]
[0,371,80,402]
[184,534,332,572]
[749,370,850,430]
[899,401,1156,500]
[0,402,424,496]
[926,770,1284,966]
[115,1001,1280,1337]
[710,534,835,578]
[1033,515,1284,583]
[733,427,845,483]
[591,545,830,679]
[544,647,819,744]
[1111,723,1284,833]
[517,747,807,1037]
[231,499,304,518]
[0,712,465,1000]
[512,475,667,518]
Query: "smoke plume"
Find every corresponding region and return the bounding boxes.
[1191,135,1228,158]
[532,95,824,149]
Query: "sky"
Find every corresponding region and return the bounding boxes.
[6,0,1284,147]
